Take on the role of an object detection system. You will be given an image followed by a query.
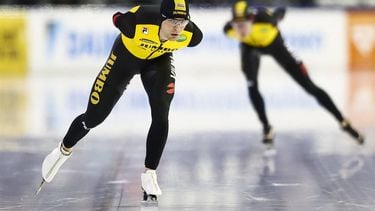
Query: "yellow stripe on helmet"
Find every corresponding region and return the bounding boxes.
[129,5,140,13]
[174,0,187,11]
[234,1,247,18]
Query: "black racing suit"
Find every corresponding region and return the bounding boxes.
[62,5,202,170]
[224,7,344,131]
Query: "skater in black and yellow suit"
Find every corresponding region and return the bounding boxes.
[40,0,202,201]
[224,0,364,146]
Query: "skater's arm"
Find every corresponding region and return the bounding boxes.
[223,21,237,39]
[273,7,286,23]
[112,6,138,38]
[186,21,203,47]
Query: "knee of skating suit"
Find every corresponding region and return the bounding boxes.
[42,142,72,183]
[287,61,325,97]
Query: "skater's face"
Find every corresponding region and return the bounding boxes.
[232,20,252,38]
[160,18,189,41]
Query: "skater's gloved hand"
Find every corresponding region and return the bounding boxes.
[273,7,286,22]
[112,12,123,27]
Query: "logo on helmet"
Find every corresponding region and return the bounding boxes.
[161,0,189,20]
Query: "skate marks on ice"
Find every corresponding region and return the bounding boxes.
[154,131,375,210]
[1,131,375,210]
[0,137,130,210]
[140,198,159,211]
[338,146,366,179]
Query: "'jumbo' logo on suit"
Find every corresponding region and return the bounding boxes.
[90,52,117,105]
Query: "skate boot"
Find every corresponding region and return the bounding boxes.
[341,120,364,145]
[36,142,72,195]
[262,125,274,148]
[42,142,72,183]
[141,169,162,202]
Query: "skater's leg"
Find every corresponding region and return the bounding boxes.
[270,37,344,121]
[271,35,364,144]
[61,114,90,150]
[139,54,175,198]
[41,35,137,184]
[42,67,129,183]
[141,54,175,170]
[287,63,363,144]
[62,54,132,148]
[241,44,273,144]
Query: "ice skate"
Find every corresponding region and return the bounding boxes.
[36,142,72,195]
[262,149,276,175]
[262,125,277,175]
[141,169,162,203]
[262,125,274,149]
[341,120,364,145]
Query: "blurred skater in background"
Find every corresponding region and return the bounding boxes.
[39,0,202,201]
[223,0,364,147]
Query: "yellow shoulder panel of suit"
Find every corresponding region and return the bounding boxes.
[245,23,278,47]
[121,24,193,60]
[225,23,278,47]
[129,5,140,13]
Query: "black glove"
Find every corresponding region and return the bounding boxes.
[273,7,286,22]
[112,12,123,27]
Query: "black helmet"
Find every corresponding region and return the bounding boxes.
[231,0,253,21]
[160,0,190,20]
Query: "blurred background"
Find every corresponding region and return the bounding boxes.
[0,0,374,138]
[0,0,375,7]
[1,0,375,210]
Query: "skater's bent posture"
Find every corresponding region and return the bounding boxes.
[223,0,364,146]
[40,0,202,201]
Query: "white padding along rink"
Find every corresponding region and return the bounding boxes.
[25,70,347,137]
[26,7,347,74]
